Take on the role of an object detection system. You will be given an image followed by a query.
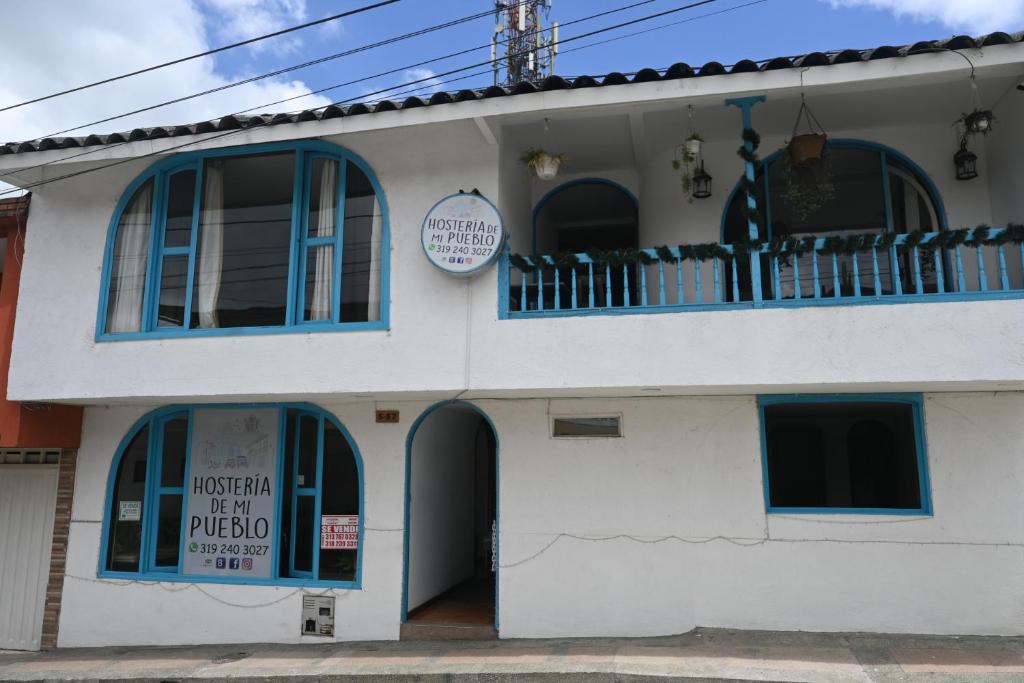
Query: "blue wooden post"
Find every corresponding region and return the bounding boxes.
[498,249,510,319]
[725,96,766,305]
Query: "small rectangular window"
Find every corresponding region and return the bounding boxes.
[552,416,621,438]
[760,396,929,513]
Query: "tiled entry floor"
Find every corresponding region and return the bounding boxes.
[402,575,496,640]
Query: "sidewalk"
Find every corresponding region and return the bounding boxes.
[2,628,1023,682]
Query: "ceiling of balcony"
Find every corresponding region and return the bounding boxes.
[503,71,1022,174]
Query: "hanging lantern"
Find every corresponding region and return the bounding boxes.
[954,139,978,181]
[692,161,713,199]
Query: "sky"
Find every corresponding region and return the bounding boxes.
[0,0,1020,149]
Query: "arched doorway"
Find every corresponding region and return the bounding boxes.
[529,179,639,308]
[402,402,498,639]
[533,178,638,253]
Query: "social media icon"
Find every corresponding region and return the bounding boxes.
[241,558,253,571]
[188,542,198,552]
[229,558,240,570]
[215,557,226,569]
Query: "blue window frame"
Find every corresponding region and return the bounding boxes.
[97,141,390,341]
[99,404,364,587]
[757,394,932,515]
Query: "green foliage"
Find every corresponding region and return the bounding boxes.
[507,225,1024,274]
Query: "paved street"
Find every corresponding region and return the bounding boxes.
[2,628,1023,682]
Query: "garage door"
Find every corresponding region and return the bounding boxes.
[0,463,58,651]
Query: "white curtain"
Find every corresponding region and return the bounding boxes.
[309,160,337,320]
[196,162,224,328]
[366,196,382,322]
[107,183,153,333]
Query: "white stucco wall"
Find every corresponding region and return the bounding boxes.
[59,391,1024,646]
[8,113,1024,404]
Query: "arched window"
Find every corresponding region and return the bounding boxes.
[533,179,638,253]
[99,141,388,339]
[723,141,945,298]
[101,405,363,587]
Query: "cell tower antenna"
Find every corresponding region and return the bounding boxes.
[492,1,556,87]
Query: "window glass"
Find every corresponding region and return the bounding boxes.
[304,245,335,322]
[103,146,387,336]
[106,181,153,334]
[154,495,182,568]
[723,144,943,301]
[763,401,923,510]
[160,417,188,487]
[164,170,196,248]
[107,425,150,572]
[768,147,886,237]
[296,414,318,488]
[341,162,382,323]
[294,496,315,573]
[319,422,358,582]
[192,153,295,329]
[304,159,340,322]
[157,255,189,327]
[106,407,362,584]
[552,416,621,437]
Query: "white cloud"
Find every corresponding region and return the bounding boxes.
[0,0,331,148]
[202,0,309,56]
[824,0,1024,34]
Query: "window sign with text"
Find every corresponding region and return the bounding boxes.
[183,408,279,578]
[321,515,359,550]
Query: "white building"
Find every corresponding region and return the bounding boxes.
[1,30,1023,648]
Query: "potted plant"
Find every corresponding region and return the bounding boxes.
[787,97,827,167]
[672,133,706,201]
[683,132,703,161]
[522,148,567,180]
[779,154,835,222]
[958,108,995,136]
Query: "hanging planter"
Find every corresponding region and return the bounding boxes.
[959,108,995,136]
[671,111,708,203]
[522,148,567,180]
[787,96,828,167]
[684,133,703,161]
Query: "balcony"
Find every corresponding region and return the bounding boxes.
[500,227,1024,318]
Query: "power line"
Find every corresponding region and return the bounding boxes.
[0,0,742,198]
[0,0,404,114]
[37,0,664,140]
[4,0,672,177]
[390,0,769,103]
[39,5,505,139]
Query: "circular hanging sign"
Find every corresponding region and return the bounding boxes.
[421,192,505,275]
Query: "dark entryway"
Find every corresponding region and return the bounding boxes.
[402,403,497,640]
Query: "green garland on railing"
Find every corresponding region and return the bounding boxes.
[507,224,1024,273]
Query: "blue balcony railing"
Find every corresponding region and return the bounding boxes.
[499,227,1024,318]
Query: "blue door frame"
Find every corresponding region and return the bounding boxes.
[400,400,500,631]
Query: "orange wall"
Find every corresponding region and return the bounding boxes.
[0,198,82,448]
